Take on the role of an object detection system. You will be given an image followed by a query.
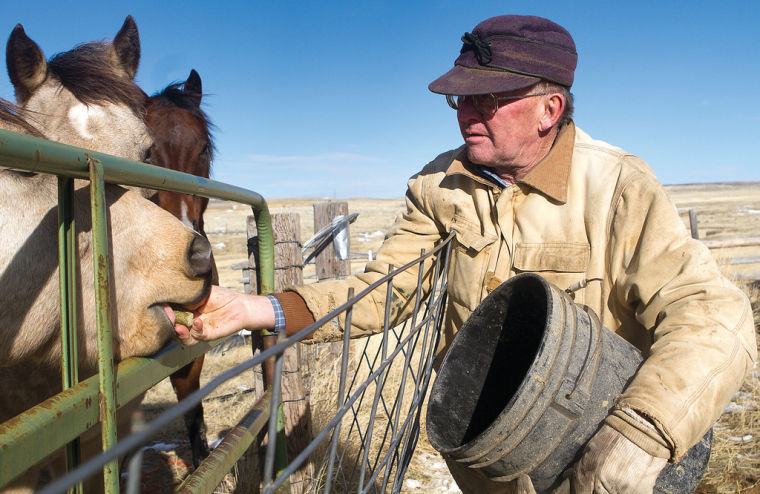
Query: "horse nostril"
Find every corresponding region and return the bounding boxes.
[187,233,213,278]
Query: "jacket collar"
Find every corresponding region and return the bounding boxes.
[446,121,576,203]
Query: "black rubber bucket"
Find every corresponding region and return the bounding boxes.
[426,273,711,493]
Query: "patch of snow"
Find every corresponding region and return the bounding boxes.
[739,206,760,214]
[404,479,421,490]
[727,434,753,442]
[357,230,384,242]
[725,402,744,413]
[143,442,178,452]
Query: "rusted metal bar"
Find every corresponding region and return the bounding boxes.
[89,158,119,493]
[176,391,272,494]
[0,339,221,486]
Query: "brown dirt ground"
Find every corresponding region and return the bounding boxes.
[136,185,760,493]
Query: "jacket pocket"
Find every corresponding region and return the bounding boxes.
[513,242,590,272]
[513,242,590,301]
[448,215,497,310]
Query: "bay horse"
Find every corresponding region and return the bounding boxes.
[144,69,217,468]
[1,17,213,493]
[145,69,213,235]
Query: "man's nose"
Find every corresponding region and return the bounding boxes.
[457,99,483,123]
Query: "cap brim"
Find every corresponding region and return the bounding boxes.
[428,65,541,95]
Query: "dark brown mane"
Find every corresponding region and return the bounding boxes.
[0,98,45,137]
[47,42,147,115]
[150,83,215,160]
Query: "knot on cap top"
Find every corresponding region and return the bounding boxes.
[429,15,578,96]
[461,32,493,65]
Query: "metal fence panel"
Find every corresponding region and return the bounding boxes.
[0,128,452,494]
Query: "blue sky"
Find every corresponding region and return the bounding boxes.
[1,1,757,199]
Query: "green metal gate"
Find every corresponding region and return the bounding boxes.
[0,128,452,494]
[0,128,277,492]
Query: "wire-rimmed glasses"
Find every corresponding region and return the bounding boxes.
[446,92,550,117]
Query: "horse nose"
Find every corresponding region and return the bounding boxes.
[186,233,213,279]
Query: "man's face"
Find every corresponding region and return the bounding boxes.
[457,88,547,170]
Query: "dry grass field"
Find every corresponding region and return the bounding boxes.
[139,183,760,493]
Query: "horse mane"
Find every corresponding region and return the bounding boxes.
[150,82,216,161]
[0,98,45,138]
[47,42,147,115]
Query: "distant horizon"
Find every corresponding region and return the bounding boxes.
[205,179,760,203]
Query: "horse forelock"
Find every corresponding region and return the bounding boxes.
[47,42,147,116]
[149,84,216,161]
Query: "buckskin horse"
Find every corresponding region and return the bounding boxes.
[1,17,213,493]
[144,69,218,468]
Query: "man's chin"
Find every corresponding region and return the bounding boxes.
[465,147,489,166]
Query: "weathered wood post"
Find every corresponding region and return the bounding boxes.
[689,209,699,239]
[246,212,314,493]
[313,201,351,280]
[309,201,353,364]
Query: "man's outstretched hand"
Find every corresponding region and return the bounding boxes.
[172,285,276,346]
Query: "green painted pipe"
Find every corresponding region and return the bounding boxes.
[89,159,119,492]
[176,391,272,493]
[57,176,83,494]
[0,128,277,492]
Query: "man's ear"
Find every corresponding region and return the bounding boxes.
[538,93,565,132]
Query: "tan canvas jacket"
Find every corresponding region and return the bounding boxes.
[291,122,757,460]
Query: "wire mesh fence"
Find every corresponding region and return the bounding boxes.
[38,234,453,494]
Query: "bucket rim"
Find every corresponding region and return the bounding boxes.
[427,273,573,461]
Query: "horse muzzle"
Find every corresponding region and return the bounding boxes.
[186,233,213,280]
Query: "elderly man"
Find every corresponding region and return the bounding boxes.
[175,14,757,494]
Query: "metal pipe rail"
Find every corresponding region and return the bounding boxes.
[0,128,276,492]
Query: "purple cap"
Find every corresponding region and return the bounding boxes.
[429,15,577,95]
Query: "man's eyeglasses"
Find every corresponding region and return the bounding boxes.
[446,92,550,117]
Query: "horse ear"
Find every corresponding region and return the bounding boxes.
[109,15,140,79]
[6,24,47,104]
[183,69,203,108]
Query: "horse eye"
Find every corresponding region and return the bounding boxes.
[143,147,153,165]
[200,143,211,157]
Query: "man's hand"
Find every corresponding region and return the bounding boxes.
[553,423,667,493]
[172,285,275,345]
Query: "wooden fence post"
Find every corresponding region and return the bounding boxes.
[313,201,350,280]
[246,212,314,493]
[689,209,700,239]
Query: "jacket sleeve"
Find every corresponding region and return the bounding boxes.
[288,169,446,342]
[606,164,757,460]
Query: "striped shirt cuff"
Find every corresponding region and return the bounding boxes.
[266,295,285,334]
